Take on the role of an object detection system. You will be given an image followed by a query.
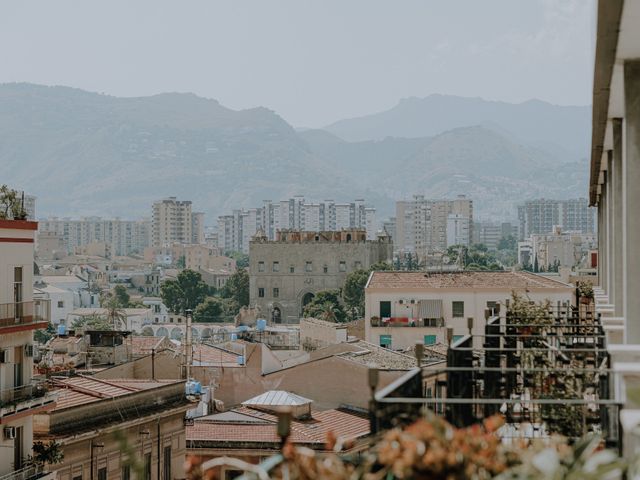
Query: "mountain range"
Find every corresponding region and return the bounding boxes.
[0,83,590,223]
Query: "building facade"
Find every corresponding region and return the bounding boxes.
[0,219,56,478]
[473,222,518,250]
[395,195,473,259]
[517,198,596,239]
[38,217,151,257]
[217,198,377,254]
[364,271,574,350]
[152,197,196,247]
[249,229,393,324]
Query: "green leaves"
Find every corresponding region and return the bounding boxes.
[221,269,249,308]
[160,269,209,314]
[303,290,347,323]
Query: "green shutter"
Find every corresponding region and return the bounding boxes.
[452,301,464,318]
[453,335,464,343]
[379,301,391,318]
[423,335,436,345]
[379,335,392,347]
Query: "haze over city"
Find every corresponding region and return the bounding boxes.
[1,1,594,127]
[3,2,640,479]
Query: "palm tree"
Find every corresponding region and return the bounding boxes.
[320,302,339,323]
[102,294,127,330]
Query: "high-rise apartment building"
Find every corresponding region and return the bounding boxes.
[517,198,596,239]
[473,222,519,250]
[395,195,473,259]
[217,197,377,254]
[38,217,151,257]
[152,197,198,247]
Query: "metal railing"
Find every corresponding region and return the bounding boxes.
[370,318,443,328]
[0,381,49,408]
[0,301,50,328]
[0,464,44,480]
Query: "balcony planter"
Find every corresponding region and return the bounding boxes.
[370,316,380,327]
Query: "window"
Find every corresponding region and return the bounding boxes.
[379,335,392,348]
[379,301,391,318]
[97,468,107,480]
[486,301,498,315]
[339,261,346,272]
[289,265,295,273]
[57,300,64,308]
[323,265,328,273]
[144,453,152,480]
[426,387,433,398]
[453,335,464,343]
[452,301,464,318]
[273,288,279,298]
[258,261,265,272]
[272,261,280,272]
[424,335,436,345]
[354,261,362,270]
[163,446,172,480]
[258,288,265,298]
[305,261,313,272]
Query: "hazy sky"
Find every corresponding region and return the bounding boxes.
[0,0,594,127]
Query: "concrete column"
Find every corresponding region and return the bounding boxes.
[607,154,615,301]
[601,176,609,295]
[598,198,604,286]
[624,60,640,343]
[613,119,624,316]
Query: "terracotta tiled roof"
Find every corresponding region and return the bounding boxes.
[192,343,242,366]
[187,406,369,447]
[51,376,180,410]
[130,336,168,355]
[367,271,572,290]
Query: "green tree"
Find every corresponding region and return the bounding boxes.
[176,256,186,269]
[342,269,370,319]
[221,269,249,308]
[226,251,250,269]
[113,285,130,307]
[303,290,347,323]
[72,314,113,331]
[0,185,27,220]
[34,322,56,344]
[160,269,209,314]
[342,261,393,320]
[497,235,517,251]
[101,294,127,329]
[193,297,225,322]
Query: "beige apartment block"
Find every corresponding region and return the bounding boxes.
[0,219,56,479]
[152,197,194,247]
[395,195,473,260]
[364,270,574,350]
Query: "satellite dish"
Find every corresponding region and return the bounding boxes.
[442,255,451,265]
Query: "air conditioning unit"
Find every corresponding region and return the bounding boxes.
[25,345,34,358]
[4,427,16,440]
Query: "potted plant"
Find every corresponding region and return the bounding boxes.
[577,281,594,304]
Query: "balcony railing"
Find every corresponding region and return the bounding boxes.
[370,317,444,328]
[0,464,45,480]
[0,381,51,410]
[0,301,50,329]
